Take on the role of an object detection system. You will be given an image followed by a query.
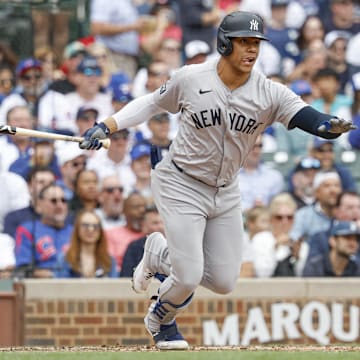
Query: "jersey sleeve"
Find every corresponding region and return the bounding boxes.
[152,67,185,114]
[270,82,308,129]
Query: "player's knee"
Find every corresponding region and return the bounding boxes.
[211,275,238,295]
[213,281,236,295]
[174,269,203,294]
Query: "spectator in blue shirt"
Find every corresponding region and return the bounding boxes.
[303,220,360,277]
[4,166,56,238]
[14,184,72,278]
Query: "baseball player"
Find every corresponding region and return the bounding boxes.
[79,11,356,350]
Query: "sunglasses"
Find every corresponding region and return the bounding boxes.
[80,222,101,230]
[273,214,294,221]
[299,158,321,169]
[81,68,102,77]
[104,186,124,194]
[46,197,67,205]
[21,73,42,81]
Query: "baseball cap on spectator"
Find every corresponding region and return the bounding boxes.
[149,113,170,123]
[130,143,151,161]
[271,0,290,7]
[185,40,210,60]
[324,30,351,48]
[290,80,312,96]
[294,157,321,172]
[77,56,102,76]
[57,142,87,166]
[112,86,133,102]
[63,41,88,59]
[16,58,42,77]
[76,105,99,120]
[312,137,335,150]
[351,72,360,92]
[331,220,360,238]
[313,170,340,190]
[108,74,133,103]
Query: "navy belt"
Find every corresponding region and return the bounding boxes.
[171,160,226,187]
[171,160,184,173]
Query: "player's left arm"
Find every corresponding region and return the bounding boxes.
[288,106,357,139]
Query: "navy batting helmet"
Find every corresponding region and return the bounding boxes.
[217,11,269,56]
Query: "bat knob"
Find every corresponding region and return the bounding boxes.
[100,138,111,149]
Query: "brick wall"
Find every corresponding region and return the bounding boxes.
[22,278,360,347]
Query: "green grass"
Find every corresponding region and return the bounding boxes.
[1,350,360,360]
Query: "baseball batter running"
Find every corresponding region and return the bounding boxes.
[79,11,356,350]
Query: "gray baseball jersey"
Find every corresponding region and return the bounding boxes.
[113,58,307,187]
[154,58,307,186]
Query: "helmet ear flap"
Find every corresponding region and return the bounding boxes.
[217,29,233,56]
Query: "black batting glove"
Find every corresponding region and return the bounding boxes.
[79,122,110,150]
[317,117,357,134]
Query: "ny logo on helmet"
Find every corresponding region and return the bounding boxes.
[249,19,259,31]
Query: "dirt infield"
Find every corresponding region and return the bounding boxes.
[1,345,360,352]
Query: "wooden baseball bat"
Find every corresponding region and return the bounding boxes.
[0,125,111,149]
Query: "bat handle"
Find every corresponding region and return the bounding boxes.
[77,137,111,149]
[99,138,111,149]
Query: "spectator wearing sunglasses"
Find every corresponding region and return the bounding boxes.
[0,58,47,125]
[38,56,113,135]
[14,184,73,278]
[56,210,118,278]
[251,193,301,277]
[63,56,113,134]
[96,175,126,230]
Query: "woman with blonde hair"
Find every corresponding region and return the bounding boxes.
[251,192,300,277]
[56,209,117,277]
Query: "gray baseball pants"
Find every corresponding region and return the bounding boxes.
[151,155,244,306]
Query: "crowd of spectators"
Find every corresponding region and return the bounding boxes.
[1,0,360,280]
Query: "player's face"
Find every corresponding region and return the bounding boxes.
[229,37,261,73]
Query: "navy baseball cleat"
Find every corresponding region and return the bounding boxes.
[144,296,193,350]
[145,315,189,350]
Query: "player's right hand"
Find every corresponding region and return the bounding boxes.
[79,122,110,150]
